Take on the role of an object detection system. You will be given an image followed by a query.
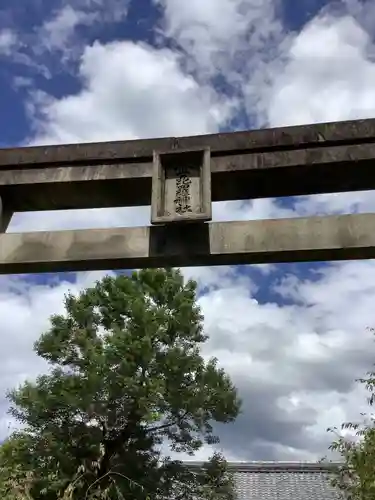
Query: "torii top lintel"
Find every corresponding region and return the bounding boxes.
[1,117,375,214]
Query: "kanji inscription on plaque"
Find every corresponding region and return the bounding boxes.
[151,148,211,224]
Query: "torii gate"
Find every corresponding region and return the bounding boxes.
[1,117,375,275]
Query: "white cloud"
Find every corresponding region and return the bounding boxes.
[34,0,130,61]
[0,1,130,75]
[196,260,375,460]
[38,5,97,54]
[29,40,233,146]
[0,29,18,56]
[156,0,283,79]
[267,14,375,127]
[64,0,129,23]
[155,0,286,127]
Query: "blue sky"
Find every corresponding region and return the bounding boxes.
[0,0,332,146]
[1,0,375,461]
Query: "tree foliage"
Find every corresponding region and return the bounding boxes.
[0,269,241,499]
[324,328,375,500]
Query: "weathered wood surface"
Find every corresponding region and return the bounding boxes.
[1,213,374,274]
[2,118,375,167]
[1,118,375,212]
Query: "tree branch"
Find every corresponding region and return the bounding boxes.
[147,411,189,434]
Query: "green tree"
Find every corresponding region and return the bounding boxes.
[0,269,241,499]
[324,328,375,500]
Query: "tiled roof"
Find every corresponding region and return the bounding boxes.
[187,461,342,500]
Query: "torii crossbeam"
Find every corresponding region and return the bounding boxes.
[1,117,375,274]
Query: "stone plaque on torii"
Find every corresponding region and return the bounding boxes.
[0,117,375,274]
